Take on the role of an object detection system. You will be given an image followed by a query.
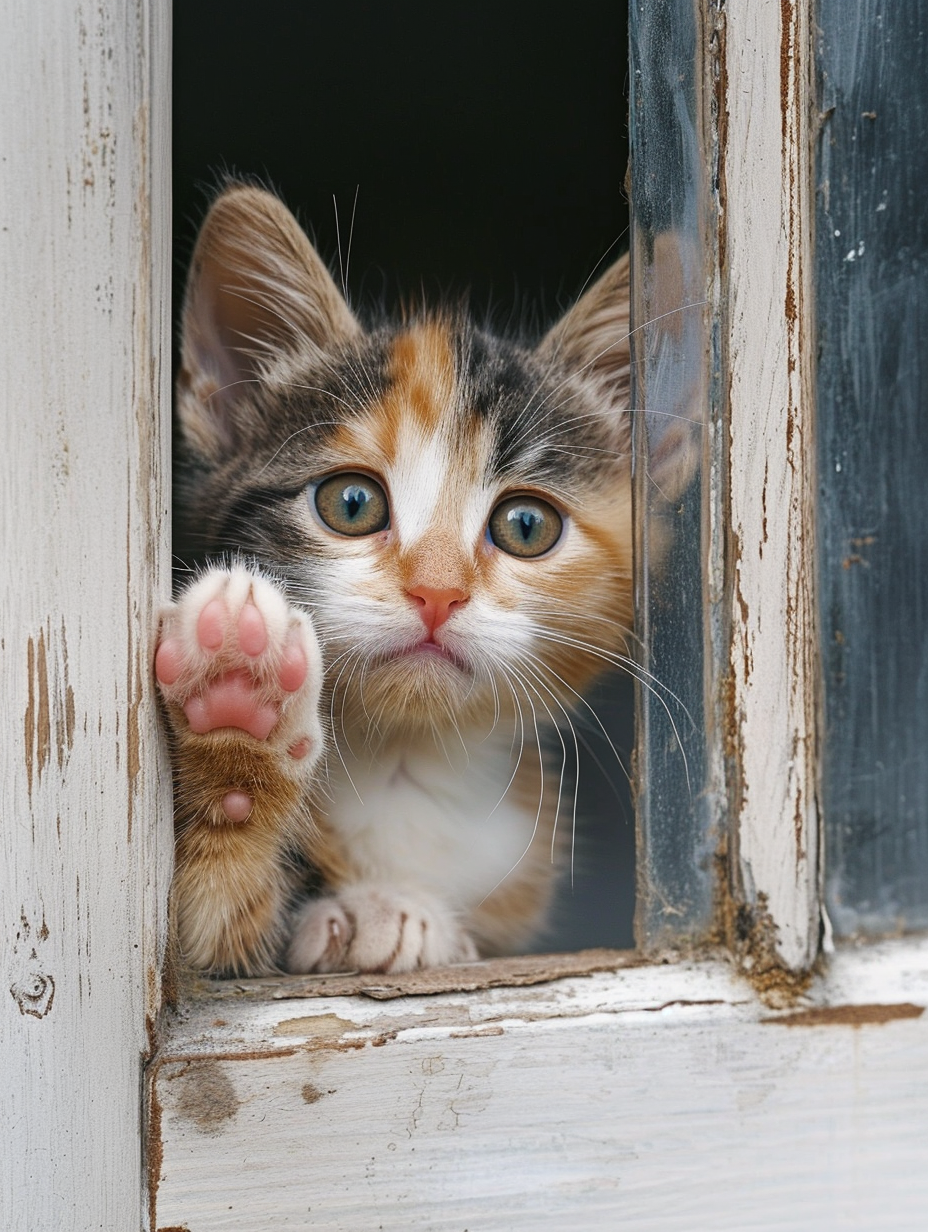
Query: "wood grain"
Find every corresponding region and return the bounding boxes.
[0,3,171,1228]
[152,936,928,1230]
[715,0,821,969]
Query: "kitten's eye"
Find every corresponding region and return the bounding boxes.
[488,495,563,558]
[313,473,390,536]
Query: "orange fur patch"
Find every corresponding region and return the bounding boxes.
[386,322,457,436]
[399,533,476,596]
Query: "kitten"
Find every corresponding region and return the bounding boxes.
[156,183,632,976]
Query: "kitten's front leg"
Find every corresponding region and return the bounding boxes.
[156,567,323,975]
[286,884,479,975]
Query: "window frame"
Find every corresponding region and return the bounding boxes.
[4,3,926,1229]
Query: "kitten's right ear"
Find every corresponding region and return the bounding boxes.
[178,184,361,457]
[537,252,631,413]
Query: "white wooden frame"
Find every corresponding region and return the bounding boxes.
[716,0,822,973]
[3,3,926,1229]
[1,2,172,1227]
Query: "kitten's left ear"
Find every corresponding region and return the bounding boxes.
[178,184,362,456]
[537,252,631,411]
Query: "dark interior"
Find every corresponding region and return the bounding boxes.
[173,0,635,950]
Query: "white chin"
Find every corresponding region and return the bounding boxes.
[362,648,477,710]
[385,646,470,682]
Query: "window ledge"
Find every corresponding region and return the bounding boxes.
[150,936,928,1229]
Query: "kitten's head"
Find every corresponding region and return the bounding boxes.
[176,185,633,737]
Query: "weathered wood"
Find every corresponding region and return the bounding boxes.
[152,937,928,1230]
[630,1,822,970]
[0,3,171,1228]
[713,0,821,969]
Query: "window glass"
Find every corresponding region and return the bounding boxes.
[816,1,928,934]
[629,0,714,946]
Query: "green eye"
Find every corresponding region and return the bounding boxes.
[488,495,563,558]
[313,472,389,536]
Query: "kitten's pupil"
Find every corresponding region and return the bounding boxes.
[514,510,539,542]
[344,485,366,520]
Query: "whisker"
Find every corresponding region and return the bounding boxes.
[510,653,575,871]
[531,630,692,796]
[476,663,551,905]
[344,185,360,304]
[332,192,346,299]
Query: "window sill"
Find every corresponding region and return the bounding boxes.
[149,936,928,1230]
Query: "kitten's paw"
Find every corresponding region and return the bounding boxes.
[156,567,324,795]
[286,884,479,974]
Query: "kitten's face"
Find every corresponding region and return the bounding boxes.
[177,186,633,735]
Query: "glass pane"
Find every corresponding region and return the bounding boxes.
[816,2,928,934]
[629,0,714,947]
[173,1,636,952]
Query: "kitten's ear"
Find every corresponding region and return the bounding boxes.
[537,252,631,411]
[178,184,361,456]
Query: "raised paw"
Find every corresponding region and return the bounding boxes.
[156,567,324,802]
[285,883,480,974]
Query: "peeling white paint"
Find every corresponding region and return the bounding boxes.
[0,3,171,1228]
[720,0,820,969]
[153,939,928,1230]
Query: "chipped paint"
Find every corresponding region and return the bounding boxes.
[273,1012,360,1040]
[151,938,928,1229]
[765,1002,924,1027]
[169,1060,240,1133]
[23,622,76,803]
[715,0,821,972]
[2,3,172,1227]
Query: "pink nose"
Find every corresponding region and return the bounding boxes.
[406,584,469,635]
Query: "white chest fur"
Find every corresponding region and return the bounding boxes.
[323,729,539,911]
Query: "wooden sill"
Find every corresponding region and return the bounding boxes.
[149,937,928,1231]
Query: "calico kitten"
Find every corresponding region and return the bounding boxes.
[156,184,632,976]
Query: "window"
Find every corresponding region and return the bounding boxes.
[172,0,637,952]
[4,3,926,1229]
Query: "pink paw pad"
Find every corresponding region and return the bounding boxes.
[158,571,321,755]
[183,670,279,740]
[236,602,267,657]
[280,637,308,693]
[154,638,184,687]
[196,597,227,650]
[221,790,254,823]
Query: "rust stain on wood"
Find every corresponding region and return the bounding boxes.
[713,856,813,1007]
[34,631,50,786]
[24,622,77,803]
[126,630,142,842]
[301,1082,329,1104]
[168,1059,240,1133]
[764,1002,924,1027]
[780,0,793,151]
[146,1073,164,1232]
